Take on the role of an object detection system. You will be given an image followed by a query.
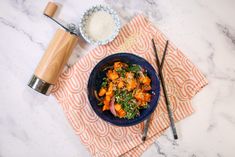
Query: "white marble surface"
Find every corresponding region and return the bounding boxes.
[0,0,235,156]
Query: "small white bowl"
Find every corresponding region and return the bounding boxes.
[79,5,121,45]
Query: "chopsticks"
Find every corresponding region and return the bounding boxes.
[142,39,178,142]
[152,39,178,140]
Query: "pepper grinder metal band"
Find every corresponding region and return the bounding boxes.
[28,2,78,95]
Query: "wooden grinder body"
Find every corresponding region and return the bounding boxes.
[34,29,78,84]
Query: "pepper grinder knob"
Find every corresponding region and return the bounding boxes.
[43,2,58,17]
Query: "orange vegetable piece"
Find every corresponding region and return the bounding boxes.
[144,93,151,102]
[134,90,145,101]
[106,91,113,97]
[106,82,114,96]
[102,104,110,111]
[139,76,144,82]
[142,76,151,85]
[139,101,147,107]
[142,85,151,91]
[117,109,126,118]
[114,103,122,111]
[108,82,113,90]
[130,79,137,88]
[105,95,111,102]
[118,81,124,88]
[102,95,112,111]
[107,70,119,81]
[114,62,123,70]
[98,87,106,96]
[127,79,137,91]
[103,99,110,111]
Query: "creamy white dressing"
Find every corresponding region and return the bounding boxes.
[86,11,115,41]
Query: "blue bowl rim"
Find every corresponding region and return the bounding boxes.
[87,53,161,126]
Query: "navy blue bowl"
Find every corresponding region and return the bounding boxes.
[87,53,160,126]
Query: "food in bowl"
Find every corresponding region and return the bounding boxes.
[94,62,152,119]
[87,53,160,126]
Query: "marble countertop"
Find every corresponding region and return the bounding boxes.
[0,0,235,156]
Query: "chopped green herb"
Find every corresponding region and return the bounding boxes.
[125,109,139,119]
[101,77,108,87]
[97,102,103,106]
[116,68,126,77]
[101,81,107,87]
[127,65,141,73]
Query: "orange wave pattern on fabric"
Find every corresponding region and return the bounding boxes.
[52,15,208,157]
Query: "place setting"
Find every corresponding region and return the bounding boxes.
[27,1,208,157]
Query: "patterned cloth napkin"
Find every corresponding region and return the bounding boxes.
[52,15,208,157]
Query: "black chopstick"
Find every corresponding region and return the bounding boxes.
[142,116,151,142]
[152,39,178,140]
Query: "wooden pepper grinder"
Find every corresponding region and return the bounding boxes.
[28,2,78,95]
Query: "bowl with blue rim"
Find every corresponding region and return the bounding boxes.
[79,5,121,45]
[87,53,161,126]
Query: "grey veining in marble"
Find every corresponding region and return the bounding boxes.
[0,0,235,157]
